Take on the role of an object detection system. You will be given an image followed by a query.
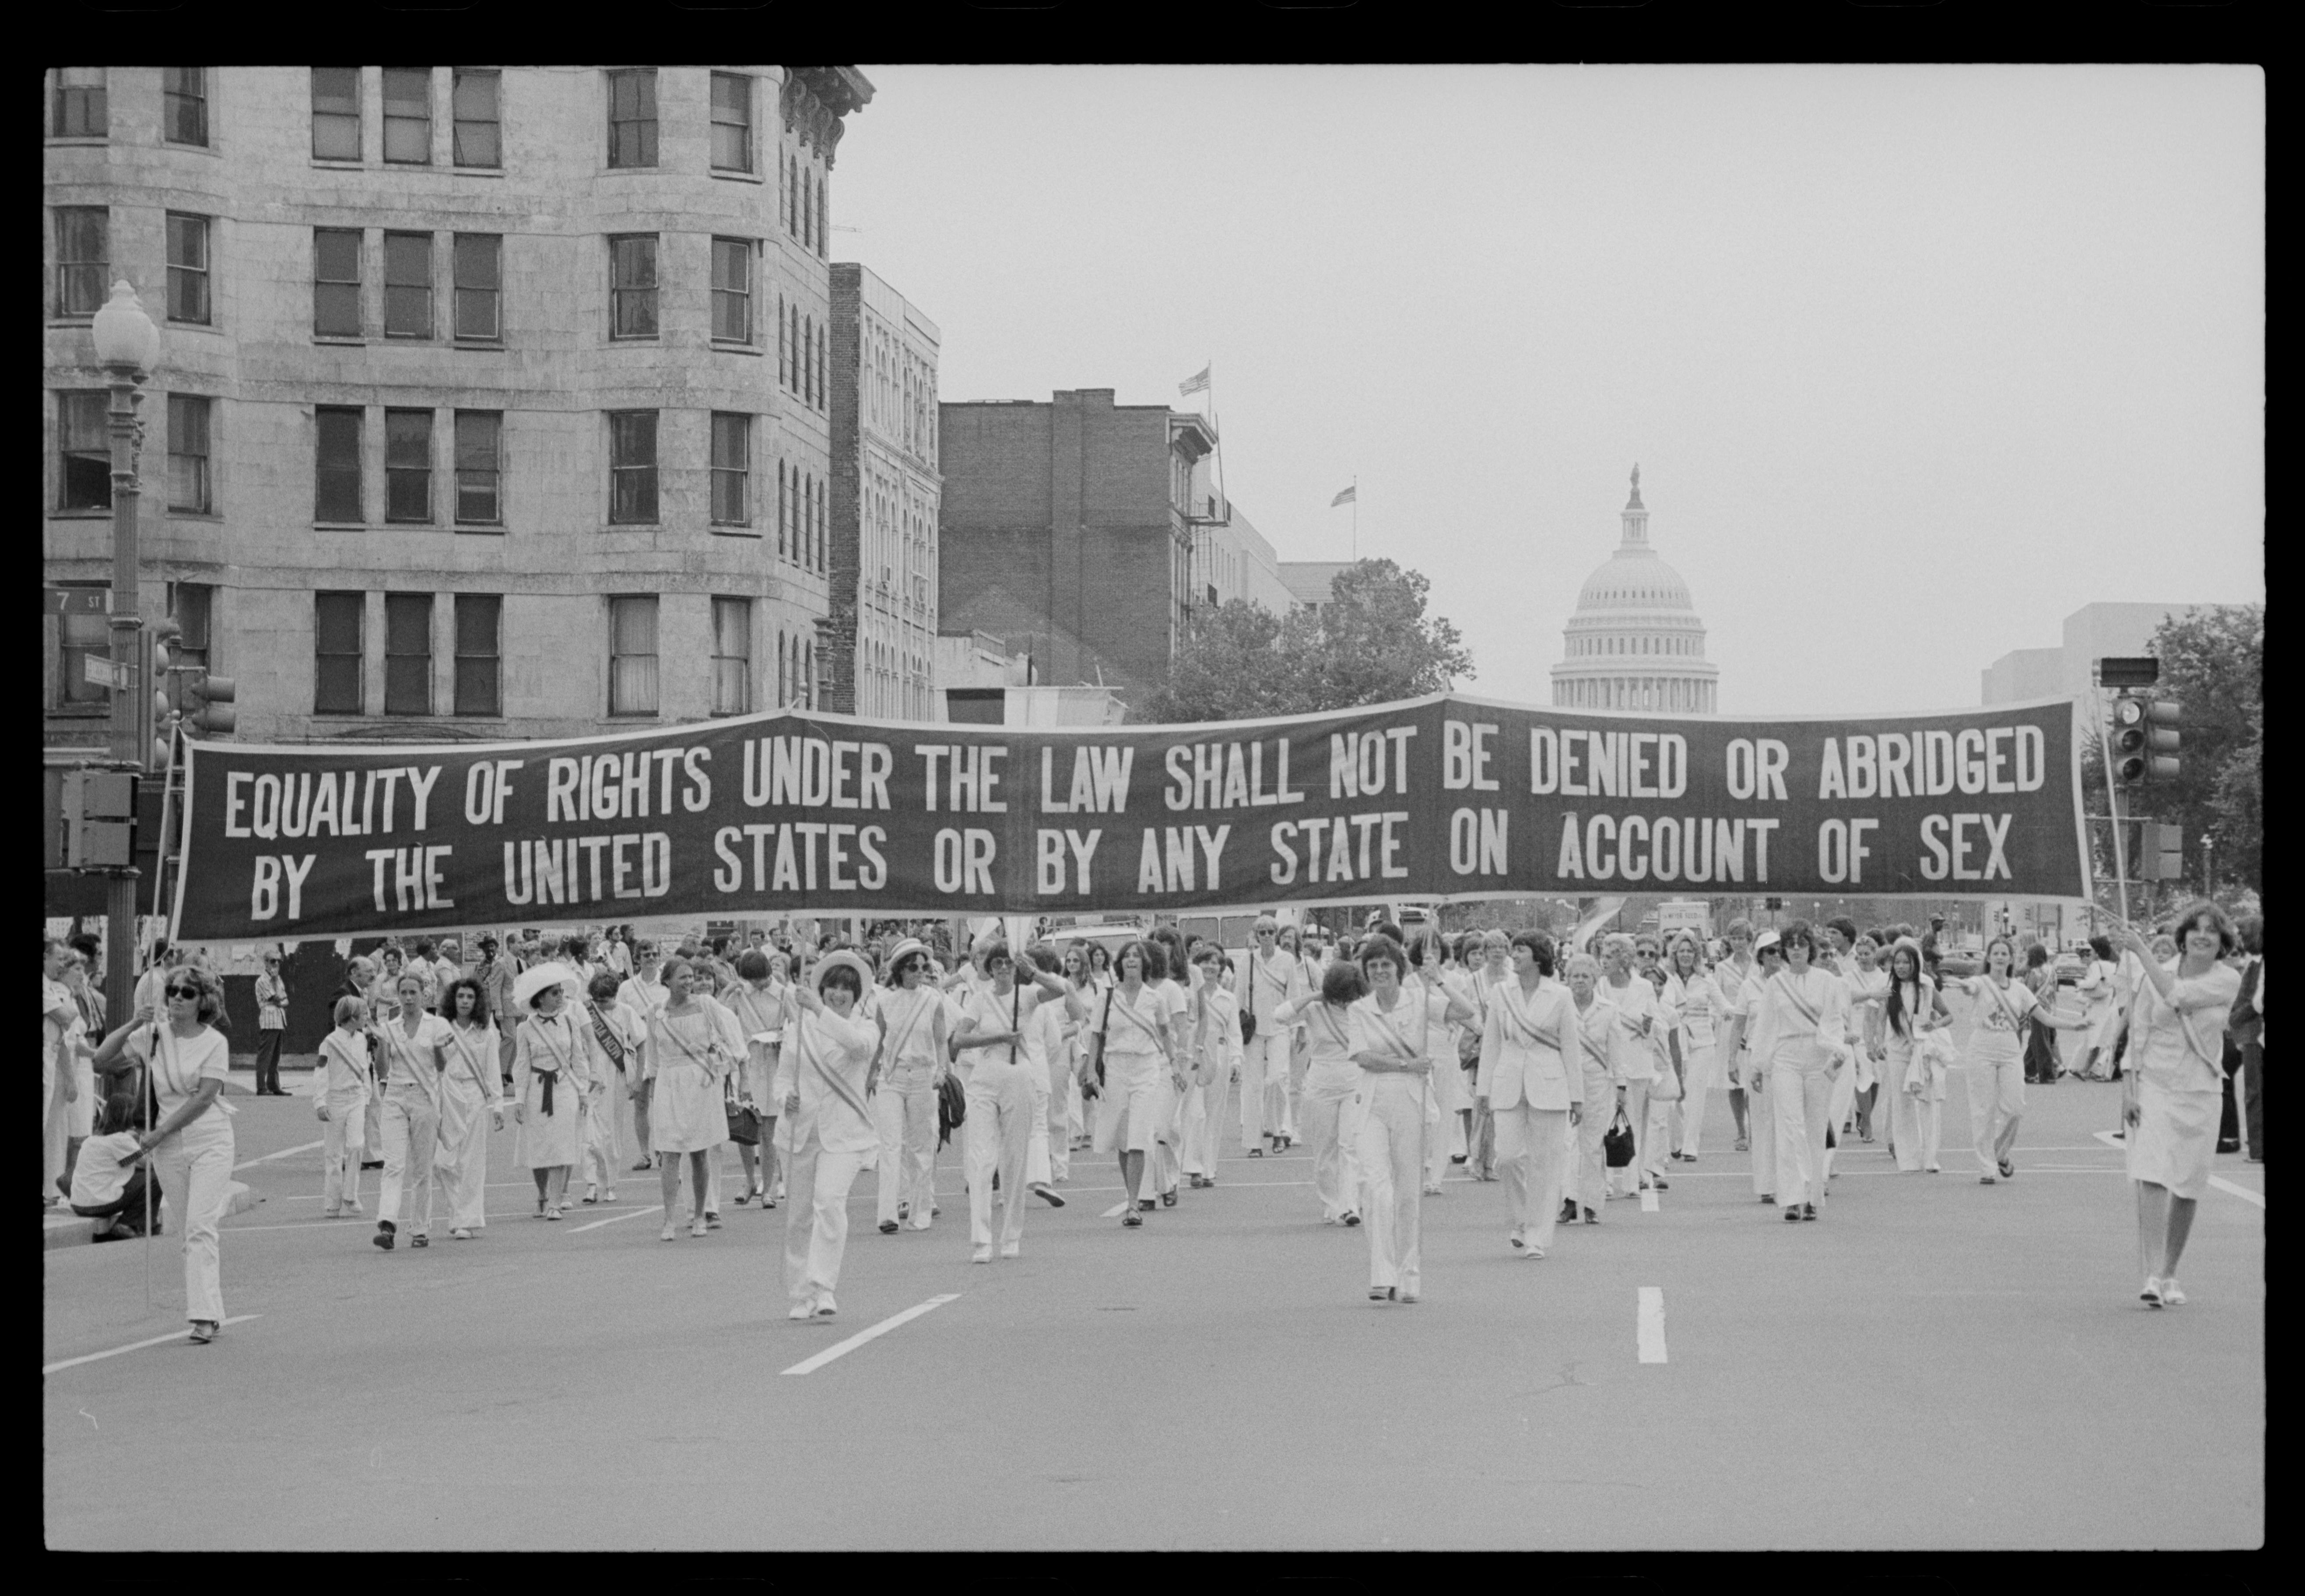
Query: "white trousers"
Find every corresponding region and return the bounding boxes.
[1355,1073,1427,1294]
[874,1082,938,1228]
[1565,1071,1613,1210]
[153,1113,234,1324]
[44,1067,71,1200]
[1966,1056,2025,1174]
[582,1076,623,1189]
[1771,1055,1835,1208]
[964,1060,1035,1249]
[1302,1064,1362,1220]
[1241,1031,1285,1146]
[1025,1058,1052,1188]
[377,1087,439,1236]
[1883,1045,1920,1171]
[1617,1078,1656,1193]
[782,1138,868,1305]
[320,1094,369,1213]
[1494,1102,1569,1250]
[436,1096,490,1229]
[1267,1036,1299,1141]
[1743,1057,1778,1197]
[1676,1043,1718,1157]
[1045,1051,1073,1180]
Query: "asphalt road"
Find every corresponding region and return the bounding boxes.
[44,1070,2262,1550]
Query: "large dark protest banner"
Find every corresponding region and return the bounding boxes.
[171,694,2090,940]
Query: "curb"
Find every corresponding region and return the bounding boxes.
[43,1181,256,1252]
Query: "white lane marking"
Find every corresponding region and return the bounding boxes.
[2094,1130,2126,1149]
[234,1140,323,1172]
[1639,1188,1660,1213]
[45,1314,262,1375]
[571,1204,665,1233]
[1637,1288,1666,1364]
[2209,1176,2265,1209]
[782,1293,961,1376]
[1100,1202,1131,1218]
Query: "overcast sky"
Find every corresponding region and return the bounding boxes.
[836,65,2263,718]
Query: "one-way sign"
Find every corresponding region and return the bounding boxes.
[44,587,111,616]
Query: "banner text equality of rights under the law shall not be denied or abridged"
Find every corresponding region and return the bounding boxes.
[170,694,2091,941]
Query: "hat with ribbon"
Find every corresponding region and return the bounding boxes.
[881,938,930,980]
[512,961,578,1009]
[812,949,876,994]
[1753,930,1782,955]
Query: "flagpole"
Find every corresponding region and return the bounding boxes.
[1352,476,1358,562]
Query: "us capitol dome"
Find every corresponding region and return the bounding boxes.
[1550,465,1719,714]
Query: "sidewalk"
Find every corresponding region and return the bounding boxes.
[42,1067,273,1250]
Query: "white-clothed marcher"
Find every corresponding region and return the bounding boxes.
[435,1017,504,1231]
[1600,966,1663,1192]
[574,994,640,1196]
[1348,981,1459,1299]
[1826,960,1886,1168]
[513,1010,589,1170]
[314,1027,372,1216]
[1960,971,2041,1177]
[1236,943,1309,1152]
[1662,966,1723,1158]
[1180,977,1242,1182]
[872,983,945,1230]
[1476,966,1575,1254]
[1564,988,1618,1214]
[43,974,78,1202]
[1879,948,1949,1173]
[375,1008,451,1242]
[1720,958,1778,1199]
[125,1022,236,1327]
[1746,963,1851,1211]
[1275,991,1362,1221]
[954,980,1042,1256]
[723,979,789,1200]
[776,995,880,1313]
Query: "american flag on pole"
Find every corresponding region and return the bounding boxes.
[1178,365,1211,397]
[1330,484,1357,507]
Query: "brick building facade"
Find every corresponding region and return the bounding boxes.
[43,64,870,752]
[937,388,1214,701]
[825,262,941,720]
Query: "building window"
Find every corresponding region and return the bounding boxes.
[786,154,798,233]
[55,583,110,709]
[54,208,107,319]
[454,410,501,526]
[710,72,753,172]
[780,298,792,386]
[312,67,361,160]
[385,409,433,523]
[777,461,788,558]
[313,227,361,336]
[803,316,815,405]
[315,406,363,522]
[451,68,501,167]
[166,214,211,325]
[711,237,753,343]
[383,231,433,338]
[314,591,364,714]
[56,392,110,512]
[609,595,658,716]
[454,594,501,716]
[816,174,828,258]
[163,67,208,147]
[605,68,657,168]
[712,596,752,715]
[168,394,212,514]
[710,413,751,526]
[167,582,214,673]
[384,593,432,715]
[802,165,814,250]
[383,67,432,164]
[52,67,106,138]
[452,233,501,340]
[608,411,657,524]
[609,235,657,339]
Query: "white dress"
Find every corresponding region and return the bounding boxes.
[513,1011,588,1170]
[646,1004,734,1154]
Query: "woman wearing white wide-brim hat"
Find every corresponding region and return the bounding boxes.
[511,962,591,1220]
[777,950,882,1318]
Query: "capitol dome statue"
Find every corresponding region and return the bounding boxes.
[1550,465,1720,714]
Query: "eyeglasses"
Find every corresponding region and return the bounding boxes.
[1256,929,1276,937]
[166,984,201,999]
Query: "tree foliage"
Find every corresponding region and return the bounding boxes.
[1140,558,1475,724]
[2148,603,2263,891]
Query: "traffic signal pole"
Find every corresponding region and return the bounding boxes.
[2096,692,2131,926]
[103,361,148,1026]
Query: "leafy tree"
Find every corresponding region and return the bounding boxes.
[1141,558,1475,723]
[2147,604,2263,891]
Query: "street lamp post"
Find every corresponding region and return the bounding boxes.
[2201,833,2216,901]
[91,279,160,1027]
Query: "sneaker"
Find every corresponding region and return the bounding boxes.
[450,1227,472,1240]
[1558,1199,1579,1224]
[1800,1202,1818,1221]
[604,1189,616,1204]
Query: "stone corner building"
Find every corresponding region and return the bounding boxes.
[43,64,871,753]
[1550,466,1719,715]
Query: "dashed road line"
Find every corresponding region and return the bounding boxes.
[2209,1176,2265,1209]
[234,1140,323,1172]
[1639,1188,1661,1212]
[782,1293,961,1376]
[1637,1288,1667,1364]
[572,1204,666,1233]
[45,1315,263,1375]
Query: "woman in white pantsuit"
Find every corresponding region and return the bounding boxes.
[313,997,373,1217]
[1409,936,1470,1195]
[1560,955,1618,1224]
[92,972,236,1343]
[2116,905,2243,1307]
[1662,934,1722,1163]
[435,977,505,1238]
[1957,936,2088,1184]
[646,959,734,1240]
[1084,941,1180,1226]
[1348,937,1476,1303]
[372,973,451,1252]
[1721,933,1785,1202]
[511,977,589,1220]
[719,952,787,1207]
[951,941,1074,1262]
[1275,961,1368,1225]
[1181,945,1242,1189]
[572,971,638,1208]
[872,940,947,1234]
[1877,939,1951,1174]
[778,951,882,1319]
[1597,935,1664,1197]
[1475,932,1576,1258]
[1743,923,1851,1221]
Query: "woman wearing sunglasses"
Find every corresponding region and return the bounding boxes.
[92,970,236,1343]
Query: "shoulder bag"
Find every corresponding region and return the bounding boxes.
[723,1076,761,1145]
[1603,1108,1636,1168]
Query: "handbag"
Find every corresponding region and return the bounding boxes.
[723,1081,761,1146]
[936,1070,966,1149]
[1603,1109,1635,1168]
[1457,1025,1482,1068]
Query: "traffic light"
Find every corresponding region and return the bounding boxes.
[180,667,236,736]
[2110,691,2181,787]
[2139,697,2180,782]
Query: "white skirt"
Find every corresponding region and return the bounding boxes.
[2126,1079,2218,1200]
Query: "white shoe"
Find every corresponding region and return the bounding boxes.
[999,1241,1020,1259]
[603,1189,616,1204]
[2159,1277,2186,1305]
[1523,1245,1545,1260]
[972,1244,993,1264]
[789,1302,815,1320]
